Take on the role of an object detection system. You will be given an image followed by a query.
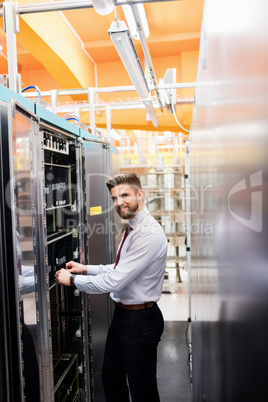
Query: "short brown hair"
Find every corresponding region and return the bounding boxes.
[106,171,141,193]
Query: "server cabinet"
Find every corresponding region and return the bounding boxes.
[110,146,121,251]
[83,139,117,402]
[0,91,119,401]
[41,122,92,402]
[0,100,14,402]
[0,99,93,401]
[0,193,8,402]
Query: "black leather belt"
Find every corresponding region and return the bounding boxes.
[114,301,155,310]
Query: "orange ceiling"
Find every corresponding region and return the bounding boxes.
[61,1,204,62]
[0,0,205,132]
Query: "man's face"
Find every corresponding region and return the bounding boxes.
[110,184,143,220]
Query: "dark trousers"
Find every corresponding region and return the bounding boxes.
[101,303,164,402]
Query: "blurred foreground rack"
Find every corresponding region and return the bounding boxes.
[0,86,119,402]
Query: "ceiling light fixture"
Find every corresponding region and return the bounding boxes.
[122,4,150,39]
[144,100,159,128]
[108,20,149,99]
[108,20,158,127]
[0,44,8,60]
[110,129,121,140]
[91,0,114,15]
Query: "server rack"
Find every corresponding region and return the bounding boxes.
[0,100,16,402]
[41,120,91,402]
[0,89,118,401]
[82,139,119,401]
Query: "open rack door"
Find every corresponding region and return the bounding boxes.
[0,100,17,402]
[0,99,49,401]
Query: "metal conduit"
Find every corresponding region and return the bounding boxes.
[58,98,194,109]
[0,0,182,16]
[130,4,164,109]
[43,98,194,112]
[21,83,196,98]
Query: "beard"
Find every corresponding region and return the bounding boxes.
[116,201,139,220]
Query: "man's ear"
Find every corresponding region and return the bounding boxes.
[137,189,143,201]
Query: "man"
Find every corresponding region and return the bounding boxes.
[56,171,168,402]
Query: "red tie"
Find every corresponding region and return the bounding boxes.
[114,225,131,269]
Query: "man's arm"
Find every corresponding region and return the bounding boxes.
[56,261,115,286]
[73,232,166,294]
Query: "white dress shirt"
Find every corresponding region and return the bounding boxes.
[75,206,168,304]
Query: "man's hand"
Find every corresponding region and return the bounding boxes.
[55,268,71,286]
[65,261,87,274]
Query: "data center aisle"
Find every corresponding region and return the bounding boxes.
[157,321,192,402]
[157,270,193,402]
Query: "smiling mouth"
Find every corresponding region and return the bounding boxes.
[117,206,130,217]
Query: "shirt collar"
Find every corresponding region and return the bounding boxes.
[128,206,150,230]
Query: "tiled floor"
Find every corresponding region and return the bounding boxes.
[157,321,192,402]
[158,268,190,321]
[157,269,193,402]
